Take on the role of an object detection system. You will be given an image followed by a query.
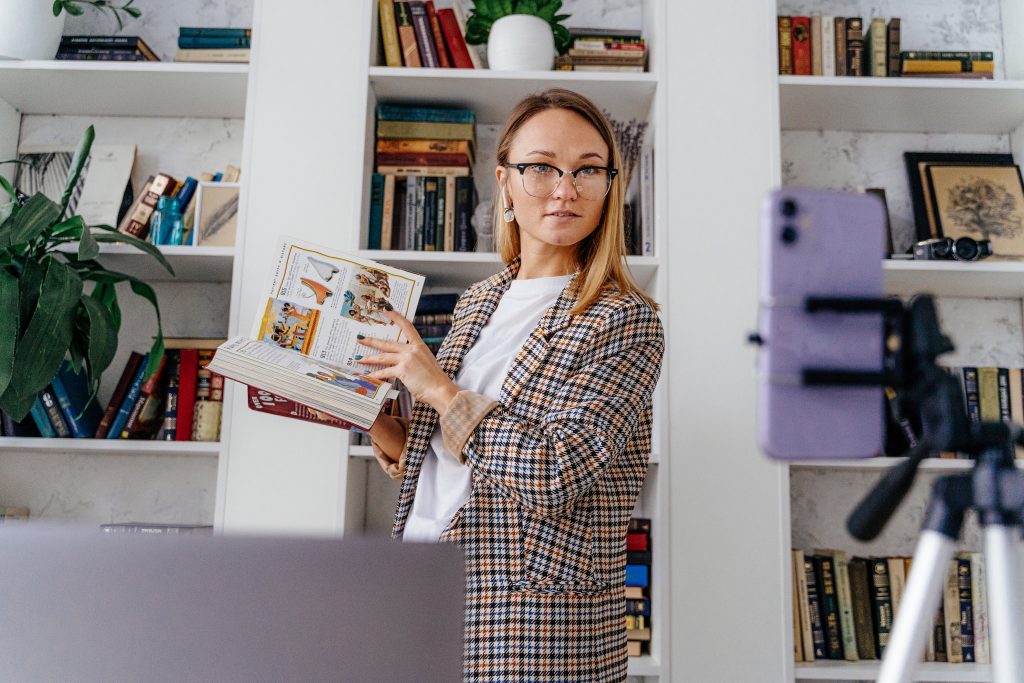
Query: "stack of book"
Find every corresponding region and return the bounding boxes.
[370,104,477,252]
[792,549,990,665]
[56,35,159,61]
[554,28,647,72]
[413,293,458,355]
[101,522,213,534]
[175,27,251,63]
[0,506,29,523]
[626,517,652,656]
[900,51,994,79]
[378,0,480,68]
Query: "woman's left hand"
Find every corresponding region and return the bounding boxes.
[355,310,459,415]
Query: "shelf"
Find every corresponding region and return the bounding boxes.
[368,67,658,124]
[0,437,220,457]
[795,661,992,681]
[350,444,661,465]
[359,250,658,290]
[626,655,660,677]
[0,61,249,118]
[791,456,1024,472]
[884,259,1024,298]
[57,244,236,282]
[779,76,1024,134]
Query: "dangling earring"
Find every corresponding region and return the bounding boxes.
[502,186,515,223]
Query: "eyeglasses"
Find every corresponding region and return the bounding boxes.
[505,162,618,200]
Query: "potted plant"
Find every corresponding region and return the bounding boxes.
[0,0,140,61]
[464,0,571,71]
[0,125,169,422]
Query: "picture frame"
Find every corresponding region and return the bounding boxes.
[863,187,895,256]
[193,181,240,247]
[904,151,1014,242]
[926,164,1024,257]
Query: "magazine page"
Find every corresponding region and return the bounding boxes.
[251,236,425,374]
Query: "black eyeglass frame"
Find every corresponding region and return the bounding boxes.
[504,162,619,198]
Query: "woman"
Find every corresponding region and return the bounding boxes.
[358,88,664,682]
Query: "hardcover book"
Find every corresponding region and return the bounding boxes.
[207,237,424,431]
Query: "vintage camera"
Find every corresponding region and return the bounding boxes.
[913,236,993,262]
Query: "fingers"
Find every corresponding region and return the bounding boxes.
[381,310,420,342]
[355,352,399,366]
[357,336,405,353]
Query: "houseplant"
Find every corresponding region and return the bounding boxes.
[0,0,141,61]
[464,0,571,71]
[0,125,169,422]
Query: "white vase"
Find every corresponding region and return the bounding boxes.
[0,0,67,61]
[487,15,554,71]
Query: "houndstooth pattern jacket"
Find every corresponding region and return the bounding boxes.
[374,256,664,682]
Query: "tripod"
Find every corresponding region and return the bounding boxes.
[820,295,1024,683]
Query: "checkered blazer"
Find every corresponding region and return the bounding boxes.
[382,257,664,682]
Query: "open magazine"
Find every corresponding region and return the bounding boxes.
[207,237,425,431]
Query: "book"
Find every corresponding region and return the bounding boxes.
[178,35,250,49]
[804,555,827,659]
[436,8,475,68]
[39,386,72,438]
[886,18,901,77]
[944,558,963,662]
[60,35,159,61]
[821,17,835,76]
[834,17,847,77]
[159,350,181,440]
[425,1,451,68]
[56,48,152,61]
[793,550,813,661]
[27,398,56,438]
[848,557,877,659]
[378,0,403,67]
[970,553,990,664]
[207,237,425,431]
[49,360,104,438]
[376,165,470,177]
[94,352,144,439]
[865,17,886,77]
[832,550,859,661]
[846,17,864,77]
[179,28,252,37]
[810,16,822,76]
[368,173,385,250]
[870,557,893,657]
[791,17,811,75]
[813,553,844,659]
[408,1,440,67]
[106,355,148,440]
[117,173,176,240]
[376,120,476,143]
[394,1,422,67]
[100,522,213,534]
[957,555,975,662]
[174,48,250,63]
[175,349,199,441]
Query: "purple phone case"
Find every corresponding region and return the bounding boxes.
[758,188,886,460]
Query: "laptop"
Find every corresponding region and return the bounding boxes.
[0,526,464,682]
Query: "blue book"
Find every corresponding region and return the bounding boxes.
[178,35,251,49]
[375,104,475,124]
[625,564,649,588]
[211,172,224,182]
[28,398,56,438]
[174,176,198,209]
[50,361,104,438]
[106,354,148,440]
[416,293,459,314]
[179,27,252,38]
[368,173,384,250]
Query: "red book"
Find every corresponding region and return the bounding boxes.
[791,16,812,75]
[174,348,199,441]
[626,532,648,551]
[425,1,451,68]
[436,8,474,68]
[375,152,470,167]
[247,386,367,432]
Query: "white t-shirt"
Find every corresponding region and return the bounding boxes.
[402,272,574,543]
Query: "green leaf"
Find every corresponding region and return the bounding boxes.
[498,0,513,16]
[552,24,571,54]
[78,226,99,261]
[93,230,174,276]
[127,278,164,379]
[0,175,16,201]
[89,280,121,332]
[53,0,63,16]
[8,193,62,246]
[4,257,83,416]
[60,126,95,215]
[124,6,140,17]
[0,269,19,396]
[464,16,493,44]
[0,202,13,226]
[517,0,540,15]
[18,258,45,338]
[80,295,117,378]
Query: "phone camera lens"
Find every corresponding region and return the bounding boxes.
[953,237,979,261]
[781,225,798,244]
[781,199,798,217]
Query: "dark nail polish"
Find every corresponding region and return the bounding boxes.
[356,334,365,339]
[354,354,362,360]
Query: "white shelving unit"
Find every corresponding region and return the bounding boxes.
[773,2,1024,682]
[55,244,237,282]
[0,437,220,457]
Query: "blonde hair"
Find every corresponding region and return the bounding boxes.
[494,88,658,315]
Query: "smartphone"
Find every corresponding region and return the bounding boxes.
[757,188,886,460]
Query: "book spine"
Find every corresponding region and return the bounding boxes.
[394,2,422,67]
[28,398,57,438]
[378,0,403,67]
[409,2,440,67]
[435,174,446,251]
[175,348,199,441]
[963,367,981,425]
[393,178,408,250]
[414,176,425,251]
[902,50,994,61]
[1011,369,1024,459]
[174,48,250,62]
[404,176,417,251]
[978,367,1000,422]
[886,18,901,77]
[933,601,948,661]
[375,152,470,167]
[834,18,847,77]
[118,173,176,239]
[444,175,456,252]
[376,138,473,154]
[848,557,878,659]
[450,2,482,68]
[957,556,975,662]
[437,9,474,68]
[832,551,860,661]
[368,173,385,250]
[425,1,451,68]
[815,555,845,659]
[107,358,148,439]
[178,36,250,48]
[422,177,437,251]
[997,367,1011,423]
[380,174,397,250]
[846,17,864,77]
[39,387,72,438]
[375,120,475,140]
[49,371,89,438]
[454,176,475,252]
[791,17,811,75]
[805,556,827,659]
[777,16,793,74]
[56,49,146,61]
[375,165,470,177]
[159,351,180,440]
[943,559,963,662]
[793,550,813,661]
[870,557,893,657]
[971,553,990,664]
[179,28,252,37]
[810,16,822,76]
[867,17,886,77]
[60,35,143,47]
[821,17,835,76]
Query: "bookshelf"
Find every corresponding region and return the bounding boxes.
[773,1,1024,681]
[0,0,252,528]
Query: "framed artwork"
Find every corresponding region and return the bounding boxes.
[926,164,1024,257]
[193,181,240,247]
[903,151,1014,241]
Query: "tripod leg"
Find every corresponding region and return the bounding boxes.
[879,530,955,683]
[984,525,1024,683]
